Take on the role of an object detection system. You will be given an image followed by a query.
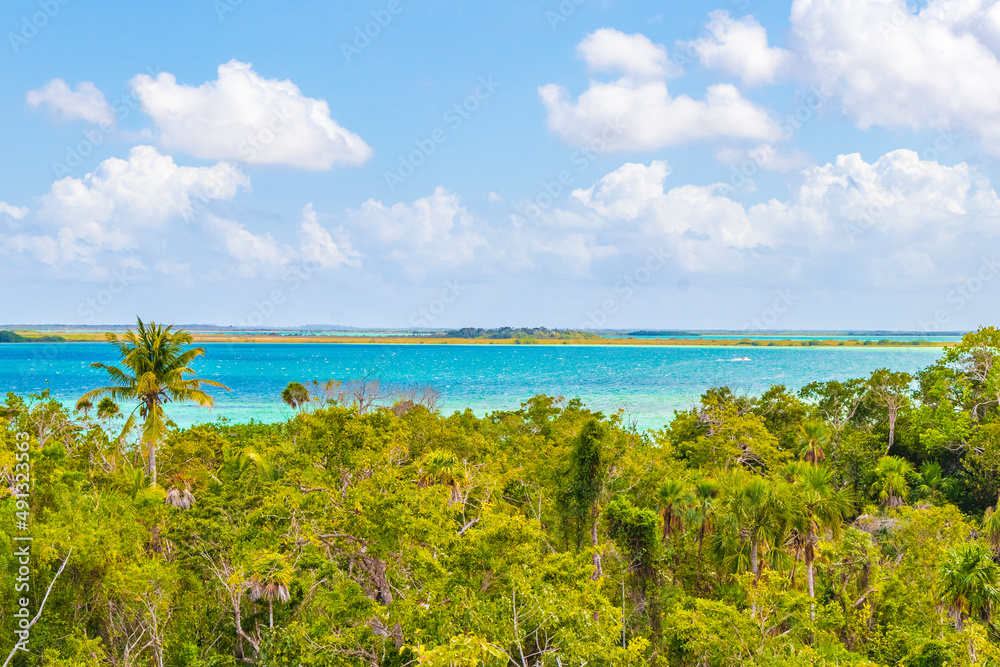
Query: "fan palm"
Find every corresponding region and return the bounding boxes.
[248,553,294,628]
[687,478,719,589]
[717,476,794,581]
[419,449,465,506]
[281,382,310,411]
[657,479,689,542]
[790,465,853,616]
[937,541,1000,631]
[796,421,829,466]
[870,456,914,508]
[77,319,229,486]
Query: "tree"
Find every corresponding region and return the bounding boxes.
[870,456,914,508]
[96,396,121,426]
[796,421,829,466]
[657,479,688,543]
[77,319,229,486]
[280,382,311,411]
[248,553,293,629]
[936,541,1000,631]
[687,478,719,589]
[790,466,853,616]
[716,476,793,583]
[866,368,913,454]
[561,419,608,580]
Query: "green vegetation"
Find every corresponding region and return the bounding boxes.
[0,330,66,343]
[440,327,600,341]
[7,325,1000,664]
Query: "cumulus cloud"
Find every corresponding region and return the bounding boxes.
[348,187,488,273]
[539,29,782,150]
[0,202,29,220]
[299,204,360,270]
[6,145,249,267]
[569,150,1000,282]
[578,28,679,79]
[791,0,1000,154]
[26,79,115,126]
[679,11,793,85]
[133,60,373,170]
[209,204,360,278]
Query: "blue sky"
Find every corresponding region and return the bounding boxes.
[3,0,1000,331]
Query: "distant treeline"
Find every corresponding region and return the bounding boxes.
[0,330,66,343]
[440,327,599,340]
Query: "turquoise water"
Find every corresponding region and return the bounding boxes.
[1,342,946,431]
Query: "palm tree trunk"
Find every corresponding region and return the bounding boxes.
[806,535,816,621]
[147,440,156,487]
[790,543,800,587]
[696,525,706,589]
[591,513,603,581]
[954,607,964,632]
[269,599,274,628]
[751,540,760,581]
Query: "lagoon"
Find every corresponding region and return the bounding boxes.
[0,342,946,431]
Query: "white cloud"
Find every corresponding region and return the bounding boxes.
[11,145,249,267]
[578,28,679,79]
[26,79,115,126]
[299,204,360,269]
[568,150,1000,282]
[349,187,488,273]
[0,202,29,220]
[539,30,782,150]
[209,204,360,278]
[680,11,793,85]
[791,0,1000,154]
[208,216,291,277]
[133,60,373,170]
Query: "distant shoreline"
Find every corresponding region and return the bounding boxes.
[6,330,954,347]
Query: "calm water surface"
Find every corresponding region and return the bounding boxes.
[0,342,946,431]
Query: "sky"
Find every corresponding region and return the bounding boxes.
[2,0,1000,331]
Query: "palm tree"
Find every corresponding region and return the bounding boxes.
[657,480,689,543]
[248,553,293,628]
[419,449,465,506]
[165,486,195,510]
[77,319,230,486]
[870,456,914,508]
[76,398,93,419]
[717,476,794,582]
[687,479,719,589]
[96,396,121,427]
[281,382,310,411]
[796,421,828,466]
[937,542,1000,631]
[791,466,853,617]
[983,498,1000,558]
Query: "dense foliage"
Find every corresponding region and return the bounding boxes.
[0,331,66,343]
[5,328,1000,665]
